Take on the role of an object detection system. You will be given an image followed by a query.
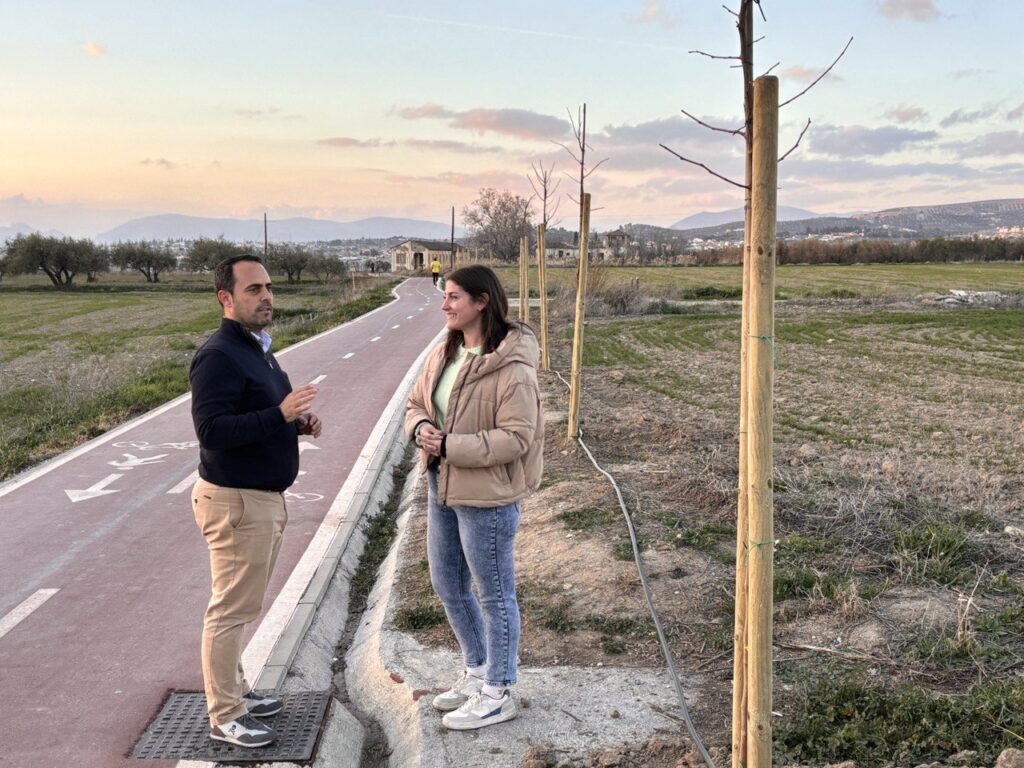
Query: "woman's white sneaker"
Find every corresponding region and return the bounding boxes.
[431,672,484,712]
[441,690,517,730]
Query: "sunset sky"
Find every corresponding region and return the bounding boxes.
[1,0,1021,235]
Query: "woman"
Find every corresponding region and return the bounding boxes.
[406,264,544,731]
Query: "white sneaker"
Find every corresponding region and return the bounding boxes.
[442,690,517,730]
[209,712,275,748]
[431,672,484,712]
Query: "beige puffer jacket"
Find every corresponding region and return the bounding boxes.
[405,322,544,507]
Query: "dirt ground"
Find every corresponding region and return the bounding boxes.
[391,293,1024,767]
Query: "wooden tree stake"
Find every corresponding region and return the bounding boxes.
[567,193,590,440]
[537,223,549,370]
[745,75,778,768]
[519,235,529,323]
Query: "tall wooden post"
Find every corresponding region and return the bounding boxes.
[536,223,549,371]
[732,4,755,765]
[519,235,529,323]
[567,193,591,440]
[450,206,456,270]
[263,212,268,257]
[745,75,778,768]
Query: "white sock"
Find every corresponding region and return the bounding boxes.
[467,663,487,679]
[481,683,507,699]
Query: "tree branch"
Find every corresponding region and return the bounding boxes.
[778,118,811,162]
[689,48,741,61]
[680,108,745,136]
[659,144,748,189]
[779,36,854,108]
[778,118,811,161]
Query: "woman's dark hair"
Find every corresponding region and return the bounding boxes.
[443,265,512,363]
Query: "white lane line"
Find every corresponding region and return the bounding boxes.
[167,470,198,495]
[417,307,424,312]
[342,352,354,360]
[392,325,400,329]
[309,374,327,385]
[406,315,414,319]
[370,336,381,342]
[0,589,59,641]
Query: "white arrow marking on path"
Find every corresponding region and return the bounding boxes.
[108,453,167,469]
[65,474,124,503]
[0,589,60,640]
[298,442,320,453]
[167,470,199,494]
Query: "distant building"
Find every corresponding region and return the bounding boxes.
[389,239,467,271]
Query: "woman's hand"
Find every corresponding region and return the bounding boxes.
[419,423,444,457]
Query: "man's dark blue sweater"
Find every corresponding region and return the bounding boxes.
[190,318,299,492]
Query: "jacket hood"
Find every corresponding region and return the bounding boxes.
[465,322,539,382]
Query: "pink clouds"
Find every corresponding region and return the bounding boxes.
[884,104,929,124]
[393,103,568,140]
[81,41,107,57]
[877,0,941,21]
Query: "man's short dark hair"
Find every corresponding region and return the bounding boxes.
[214,254,263,295]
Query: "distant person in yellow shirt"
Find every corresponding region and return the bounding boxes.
[430,257,442,286]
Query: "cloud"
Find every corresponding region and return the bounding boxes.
[808,124,937,157]
[404,139,505,154]
[233,106,302,120]
[877,0,941,22]
[81,41,107,57]
[940,106,997,128]
[781,156,988,184]
[884,104,929,124]
[780,65,844,84]
[392,103,454,120]
[948,68,990,80]
[393,103,568,140]
[1007,103,1024,121]
[632,1,678,29]
[139,157,178,170]
[948,131,1024,158]
[318,137,393,148]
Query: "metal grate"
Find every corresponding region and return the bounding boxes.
[131,690,331,763]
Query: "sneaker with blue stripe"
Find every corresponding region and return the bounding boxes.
[441,689,517,730]
[244,690,283,718]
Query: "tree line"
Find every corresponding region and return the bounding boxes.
[683,236,1024,267]
[0,234,360,287]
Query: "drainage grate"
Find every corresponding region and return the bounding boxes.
[131,690,331,763]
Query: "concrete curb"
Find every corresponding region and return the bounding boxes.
[346,470,701,768]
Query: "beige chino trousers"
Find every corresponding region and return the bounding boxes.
[192,477,287,725]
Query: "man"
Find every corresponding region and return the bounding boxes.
[430,256,442,286]
[189,254,322,748]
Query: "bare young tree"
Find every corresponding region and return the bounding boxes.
[557,104,608,213]
[528,160,562,231]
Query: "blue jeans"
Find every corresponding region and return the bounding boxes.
[426,469,521,688]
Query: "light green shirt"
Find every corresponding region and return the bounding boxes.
[432,345,481,430]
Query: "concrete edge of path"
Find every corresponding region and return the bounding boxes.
[345,469,702,768]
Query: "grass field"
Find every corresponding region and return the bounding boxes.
[0,273,400,480]
[495,261,1024,299]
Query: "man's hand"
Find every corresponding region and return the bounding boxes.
[280,384,318,423]
[297,413,322,438]
[418,423,444,457]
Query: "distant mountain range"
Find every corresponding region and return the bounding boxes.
[94,214,463,243]
[668,198,1024,242]
[3,198,1023,246]
[671,205,819,230]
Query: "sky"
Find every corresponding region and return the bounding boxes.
[1,0,1022,235]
